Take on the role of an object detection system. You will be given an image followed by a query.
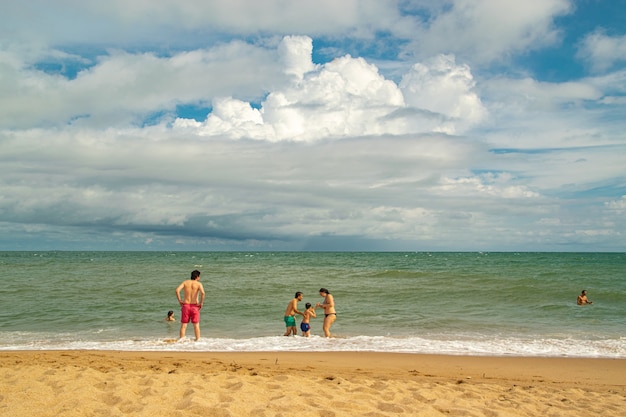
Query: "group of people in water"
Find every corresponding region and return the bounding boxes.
[171,269,336,341]
[170,270,592,342]
[283,288,336,338]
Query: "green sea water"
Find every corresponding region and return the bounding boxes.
[0,251,624,356]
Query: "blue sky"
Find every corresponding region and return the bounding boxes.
[0,0,624,251]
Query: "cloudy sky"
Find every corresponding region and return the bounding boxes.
[1,0,625,251]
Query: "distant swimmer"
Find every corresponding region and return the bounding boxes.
[284,291,304,336]
[175,270,205,341]
[316,288,336,338]
[165,310,175,321]
[577,290,593,305]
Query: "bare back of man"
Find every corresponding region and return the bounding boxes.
[175,270,205,341]
[178,280,203,304]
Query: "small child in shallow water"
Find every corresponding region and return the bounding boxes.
[300,303,317,337]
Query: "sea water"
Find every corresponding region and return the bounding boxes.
[0,251,624,357]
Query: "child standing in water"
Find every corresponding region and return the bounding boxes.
[300,303,317,337]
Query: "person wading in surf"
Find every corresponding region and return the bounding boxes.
[316,288,336,337]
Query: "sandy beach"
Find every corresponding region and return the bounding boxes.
[0,351,624,416]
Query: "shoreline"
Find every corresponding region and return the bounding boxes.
[1,350,624,416]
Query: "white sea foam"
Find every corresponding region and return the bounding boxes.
[1,333,624,358]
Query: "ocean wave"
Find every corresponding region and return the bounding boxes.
[1,333,624,359]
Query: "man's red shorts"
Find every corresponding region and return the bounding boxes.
[181,304,200,323]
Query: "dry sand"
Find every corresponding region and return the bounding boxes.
[0,350,624,416]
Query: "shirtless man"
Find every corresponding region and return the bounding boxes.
[284,292,304,336]
[316,288,336,338]
[577,290,593,305]
[175,270,205,341]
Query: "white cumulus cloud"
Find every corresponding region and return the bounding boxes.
[173,37,486,141]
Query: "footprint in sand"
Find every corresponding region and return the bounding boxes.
[224,381,243,391]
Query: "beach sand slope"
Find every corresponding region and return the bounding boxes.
[1,351,624,416]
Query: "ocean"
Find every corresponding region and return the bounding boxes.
[0,251,624,358]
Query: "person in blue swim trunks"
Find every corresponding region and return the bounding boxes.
[300,302,317,337]
[283,291,304,336]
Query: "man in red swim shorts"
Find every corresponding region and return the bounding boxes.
[175,270,205,341]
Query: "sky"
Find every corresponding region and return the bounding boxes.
[1,0,625,252]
